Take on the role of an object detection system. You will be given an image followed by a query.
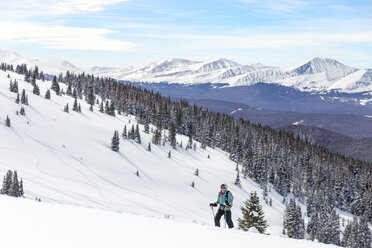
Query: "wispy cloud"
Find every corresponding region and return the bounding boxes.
[0,21,136,51]
[136,31,372,49]
[0,0,129,17]
[236,0,308,12]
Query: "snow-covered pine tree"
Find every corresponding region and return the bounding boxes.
[130,125,135,140]
[109,101,115,116]
[99,101,104,113]
[283,199,305,239]
[19,179,24,197]
[45,89,51,99]
[144,117,150,134]
[5,115,10,127]
[1,170,12,195]
[306,212,319,241]
[20,107,25,115]
[168,150,171,158]
[169,120,176,149]
[234,171,241,187]
[147,142,151,151]
[194,168,199,176]
[122,125,127,139]
[111,130,120,152]
[51,76,60,95]
[73,98,79,112]
[10,171,20,197]
[238,191,268,233]
[64,103,69,113]
[15,93,20,104]
[32,83,40,95]
[135,124,141,143]
[21,89,27,104]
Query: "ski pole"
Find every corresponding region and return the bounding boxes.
[211,205,215,217]
[224,208,227,228]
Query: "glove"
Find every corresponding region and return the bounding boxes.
[210,203,217,207]
[225,201,231,207]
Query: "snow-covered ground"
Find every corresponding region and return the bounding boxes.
[0,69,285,232]
[1,195,338,248]
[0,68,353,247]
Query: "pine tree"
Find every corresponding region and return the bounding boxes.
[238,191,268,233]
[283,199,305,239]
[64,103,69,113]
[135,124,141,143]
[19,179,24,197]
[144,117,150,134]
[130,125,135,140]
[15,93,20,104]
[1,170,13,195]
[72,98,78,112]
[136,170,140,177]
[122,125,127,139]
[307,213,319,241]
[111,130,120,152]
[194,168,199,176]
[105,100,110,114]
[234,171,241,187]
[32,83,40,95]
[191,181,195,188]
[147,142,151,151]
[45,89,51,99]
[168,150,171,158]
[169,120,176,149]
[5,115,10,127]
[109,101,115,116]
[20,107,25,115]
[21,89,26,104]
[99,101,104,113]
[51,76,60,95]
[10,171,20,197]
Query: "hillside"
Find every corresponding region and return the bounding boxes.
[279,125,372,162]
[0,68,286,233]
[0,66,371,247]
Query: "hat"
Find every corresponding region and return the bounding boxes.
[220,184,227,189]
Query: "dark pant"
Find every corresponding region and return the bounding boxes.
[214,208,234,228]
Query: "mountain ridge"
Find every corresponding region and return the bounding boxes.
[0,49,371,94]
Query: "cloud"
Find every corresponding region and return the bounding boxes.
[0,21,136,51]
[236,0,308,12]
[137,31,372,50]
[0,0,128,17]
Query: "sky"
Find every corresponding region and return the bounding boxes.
[0,0,371,68]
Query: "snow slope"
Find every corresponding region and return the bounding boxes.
[0,50,79,75]
[1,195,338,248]
[0,68,358,246]
[0,69,288,234]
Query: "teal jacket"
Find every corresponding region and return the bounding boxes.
[214,190,233,211]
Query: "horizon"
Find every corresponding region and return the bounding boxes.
[0,1,371,68]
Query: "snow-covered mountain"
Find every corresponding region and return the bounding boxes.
[0,49,371,93]
[0,50,79,75]
[92,57,371,94]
